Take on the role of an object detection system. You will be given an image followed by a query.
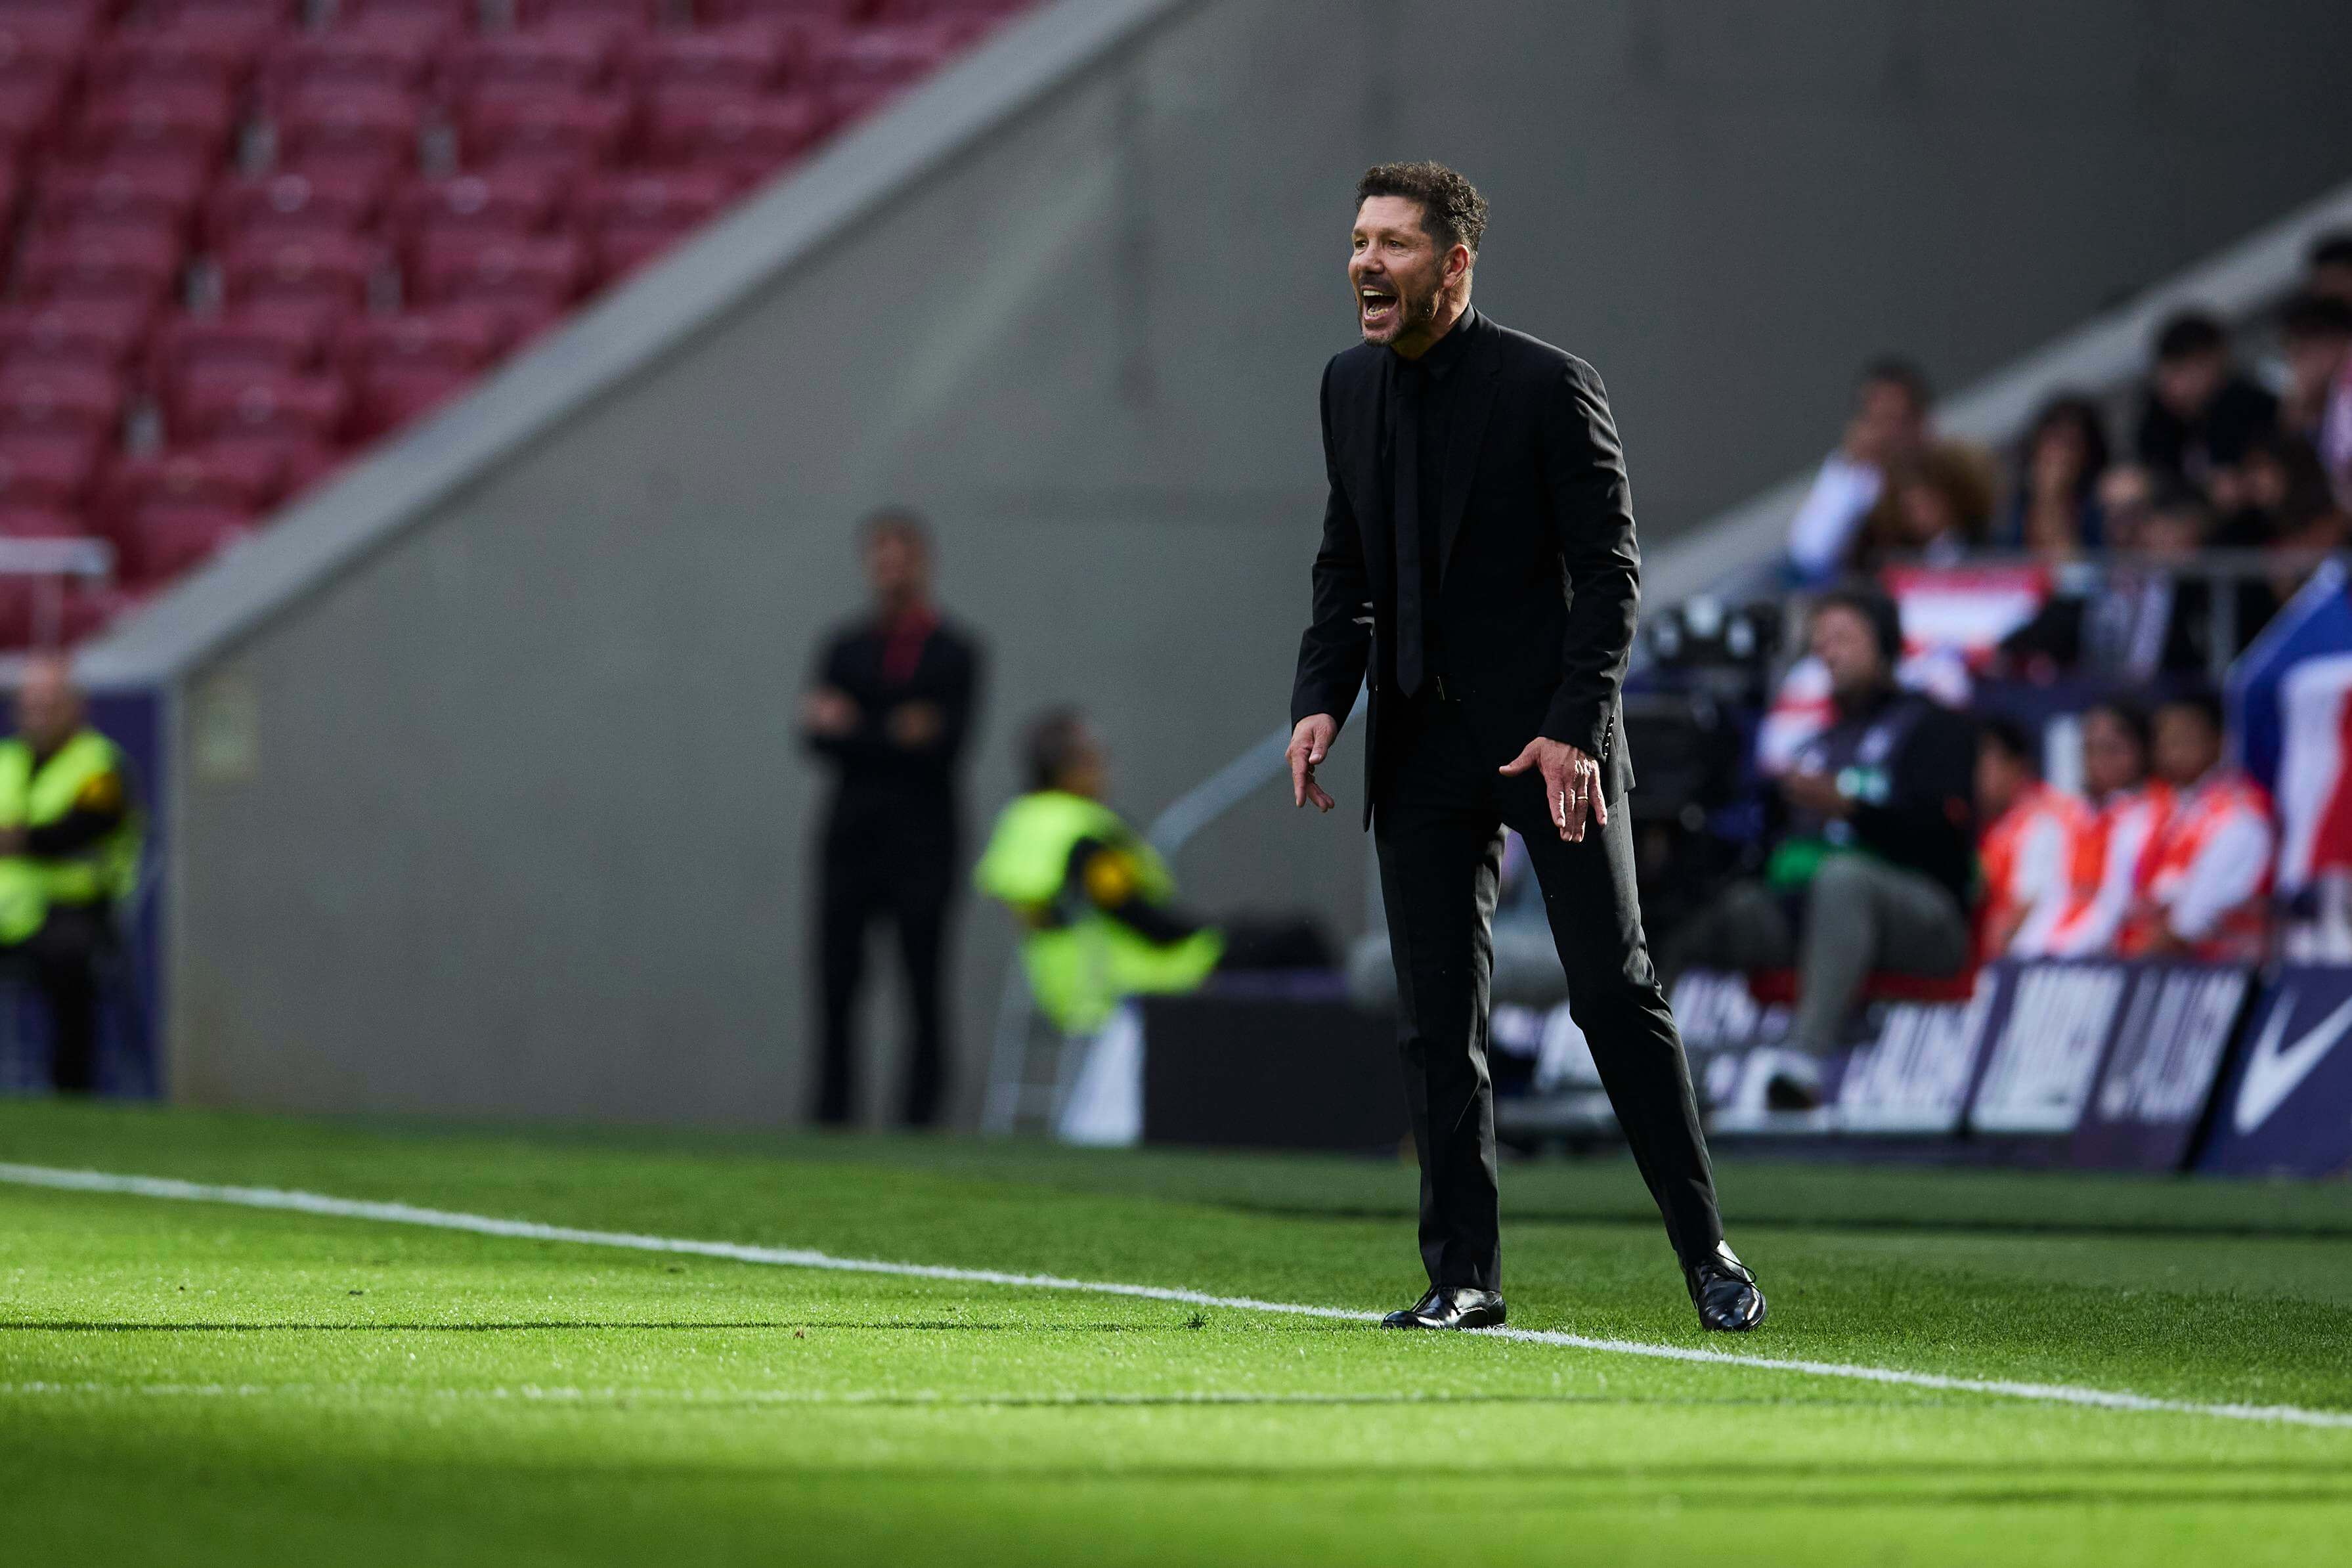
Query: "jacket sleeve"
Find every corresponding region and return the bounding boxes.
[20,766,130,859]
[1065,838,1207,947]
[1290,359,1373,729]
[1848,706,1976,861]
[1537,357,1640,760]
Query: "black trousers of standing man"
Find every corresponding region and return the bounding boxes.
[814,821,953,1127]
[1376,691,1722,1291]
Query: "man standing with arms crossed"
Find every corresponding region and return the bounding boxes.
[1287,163,1763,1332]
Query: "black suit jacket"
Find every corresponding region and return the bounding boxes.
[1290,308,1639,823]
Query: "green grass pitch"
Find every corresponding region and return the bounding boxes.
[2,1099,2349,1565]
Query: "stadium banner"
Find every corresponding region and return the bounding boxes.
[2197,964,2352,1178]
[2070,963,2254,1171]
[1966,960,2132,1136]
[1680,968,1995,1137]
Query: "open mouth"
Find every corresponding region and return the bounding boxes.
[1359,282,1399,331]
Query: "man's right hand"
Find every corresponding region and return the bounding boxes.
[1288,714,1338,813]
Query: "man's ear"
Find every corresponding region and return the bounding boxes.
[1445,245,1471,289]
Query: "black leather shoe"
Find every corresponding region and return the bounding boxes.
[1687,1242,1767,1332]
[1381,1286,1506,1330]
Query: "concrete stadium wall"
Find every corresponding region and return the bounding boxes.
[150,0,2352,1125]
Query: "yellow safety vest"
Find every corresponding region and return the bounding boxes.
[974,790,1223,1033]
[0,728,142,945]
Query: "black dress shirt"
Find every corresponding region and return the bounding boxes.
[1379,307,1481,688]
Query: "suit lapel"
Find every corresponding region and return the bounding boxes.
[1351,353,1391,598]
[1437,320,1501,577]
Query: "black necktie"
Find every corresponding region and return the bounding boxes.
[1393,362,1425,697]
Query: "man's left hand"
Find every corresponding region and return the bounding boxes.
[1500,737,1606,842]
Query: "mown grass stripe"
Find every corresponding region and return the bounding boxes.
[4,1160,2347,1432]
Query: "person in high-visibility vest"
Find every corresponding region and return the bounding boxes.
[974,710,1223,1035]
[0,655,141,1093]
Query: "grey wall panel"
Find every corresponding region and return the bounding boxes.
[169,0,2352,1125]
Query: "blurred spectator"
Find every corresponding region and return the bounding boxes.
[2278,293,2352,445]
[974,709,1223,1035]
[2308,230,2352,306]
[0,656,142,1095]
[2003,483,2257,678]
[1853,441,1996,569]
[2226,432,2334,545]
[2096,462,2158,550]
[2134,310,2278,511]
[2120,690,2274,961]
[1974,716,2087,957]
[1785,359,1932,584]
[2049,700,2171,956]
[2001,394,2110,556]
[1665,588,1975,1104]
[802,509,983,1128]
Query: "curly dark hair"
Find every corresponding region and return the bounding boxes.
[1355,162,1489,255]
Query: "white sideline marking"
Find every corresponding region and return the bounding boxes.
[3,1160,2348,1432]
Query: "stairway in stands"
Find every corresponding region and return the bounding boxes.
[0,0,1030,647]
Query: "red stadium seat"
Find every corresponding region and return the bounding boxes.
[17,226,185,307]
[0,12,93,83]
[121,499,255,584]
[575,167,733,230]
[513,0,664,26]
[68,83,242,170]
[32,163,211,241]
[0,502,88,542]
[169,365,351,445]
[87,22,265,95]
[334,303,503,377]
[0,433,104,508]
[389,168,570,245]
[0,362,125,439]
[151,305,334,387]
[97,441,288,544]
[220,229,381,311]
[699,1,862,21]
[336,0,477,26]
[0,298,157,370]
[642,89,828,180]
[351,360,475,437]
[141,0,301,28]
[257,14,456,104]
[272,81,423,175]
[411,230,589,311]
[459,88,634,175]
[205,167,392,248]
[0,74,68,153]
[445,24,621,97]
[632,23,796,95]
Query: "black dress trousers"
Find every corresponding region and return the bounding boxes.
[1375,693,1724,1291]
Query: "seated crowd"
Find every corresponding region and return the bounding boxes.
[1671,586,2279,1106]
[1784,231,2352,680]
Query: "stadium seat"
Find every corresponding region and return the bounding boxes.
[0,76,70,161]
[97,440,288,542]
[68,83,243,170]
[631,23,796,95]
[0,362,125,439]
[220,229,380,311]
[459,88,635,175]
[0,433,104,508]
[168,365,351,445]
[0,298,157,370]
[642,89,828,181]
[87,22,264,95]
[699,1,863,21]
[513,0,667,26]
[334,303,504,377]
[410,230,589,312]
[1743,968,1980,1008]
[17,226,185,307]
[257,14,456,104]
[151,305,334,388]
[445,23,622,97]
[272,81,424,175]
[33,163,211,241]
[0,12,93,83]
[205,167,392,248]
[351,360,475,437]
[0,502,88,542]
[336,0,477,26]
[389,169,571,246]
[120,499,255,584]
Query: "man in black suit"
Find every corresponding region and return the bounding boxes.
[1286,163,1763,1333]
